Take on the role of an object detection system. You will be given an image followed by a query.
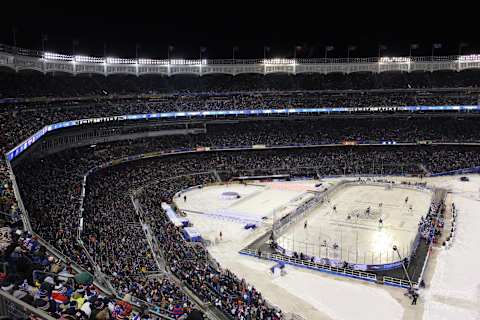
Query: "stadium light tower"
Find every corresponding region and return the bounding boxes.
[135,43,140,60]
[12,26,17,47]
[233,46,239,61]
[264,46,270,61]
[200,46,207,60]
[378,44,387,59]
[41,34,48,52]
[409,44,419,58]
[324,46,334,59]
[168,45,174,60]
[294,46,302,60]
[459,42,469,56]
[392,245,413,289]
[72,40,79,56]
[431,43,442,60]
[347,45,356,62]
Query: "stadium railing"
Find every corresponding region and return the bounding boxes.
[0,289,56,320]
[239,248,378,282]
[382,276,417,288]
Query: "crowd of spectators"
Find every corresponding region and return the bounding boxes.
[0,70,478,222]
[0,219,147,320]
[82,167,196,317]
[141,185,281,319]
[1,70,480,98]
[2,69,480,318]
[8,131,480,318]
[418,199,444,243]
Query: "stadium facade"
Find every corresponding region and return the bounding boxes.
[2,44,480,76]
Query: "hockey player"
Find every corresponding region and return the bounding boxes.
[219,231,223,240]
[405,196,409,204]
[304,220,308,229]
[378,217,383,227]
[333,205,337,213]
[184,195,187,202]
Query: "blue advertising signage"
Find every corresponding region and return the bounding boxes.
[5,105,479,161]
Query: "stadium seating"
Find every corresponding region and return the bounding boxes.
[1,67,480,319]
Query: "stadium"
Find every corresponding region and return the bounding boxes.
[1,9,480,320]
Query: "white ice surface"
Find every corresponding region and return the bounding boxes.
[278,184,431,264]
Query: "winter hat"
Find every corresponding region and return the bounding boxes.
[51,290,69,304]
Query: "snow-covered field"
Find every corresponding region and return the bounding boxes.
[174,176,480,320]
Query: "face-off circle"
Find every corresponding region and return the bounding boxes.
[220,191,241,200]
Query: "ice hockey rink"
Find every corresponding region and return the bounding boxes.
[277,184,432,265]
[174,176,480,320]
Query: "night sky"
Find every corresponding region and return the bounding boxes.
[1,4,478,60]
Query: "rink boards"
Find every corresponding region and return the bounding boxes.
[276,183,433,266]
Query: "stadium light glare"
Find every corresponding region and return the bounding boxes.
[106,57,136,64]
[458,54,480,62]
[379,57,411,64]
[168,59,206,65]
[74,55,105,63]
[43,52,72,61]
[262,58,296,66]
[138,58,169,65]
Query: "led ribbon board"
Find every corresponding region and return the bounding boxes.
[5,105,478,161]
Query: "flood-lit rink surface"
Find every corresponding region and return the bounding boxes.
[277,184,432,264]
[171,175,480,320]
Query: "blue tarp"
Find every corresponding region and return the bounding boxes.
[161,203,183,227]
[178,217,189,227]
[183,227,202,242]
